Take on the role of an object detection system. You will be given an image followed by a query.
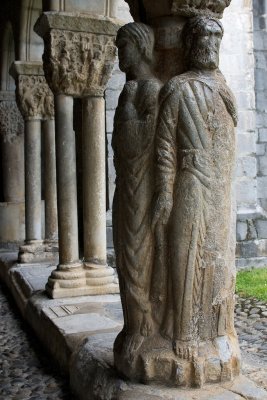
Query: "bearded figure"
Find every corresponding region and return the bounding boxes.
[153,16,240,372]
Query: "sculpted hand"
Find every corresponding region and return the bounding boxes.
[152,191,173,231]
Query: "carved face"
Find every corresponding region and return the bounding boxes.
[190,21,222,70]
[117,35,141,74]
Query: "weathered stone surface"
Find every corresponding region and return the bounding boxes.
[35,14,120,97]
[124,0,232,22]
[0,97,25,204]
[1,256,267,400]
[113,16,240,387]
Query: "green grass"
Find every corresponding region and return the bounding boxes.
[236,267,267,302]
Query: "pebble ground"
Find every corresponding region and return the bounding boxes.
[0,283,73,400]
[1,283,267,400]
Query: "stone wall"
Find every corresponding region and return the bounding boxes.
[235,0,267,267]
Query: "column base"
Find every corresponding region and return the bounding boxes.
[19,240,59,263]
[46,262,87,298]
[46,262,120,298]
[84,262,119,295]
[114,333,241,388]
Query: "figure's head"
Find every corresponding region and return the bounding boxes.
[116,22,155,75]
[182,16,223,70]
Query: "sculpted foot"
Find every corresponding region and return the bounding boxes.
[173,340,198,361]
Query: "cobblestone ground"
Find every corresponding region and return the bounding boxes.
[235,295,267,391]
[0,283,73,400]
[1,282,267,400]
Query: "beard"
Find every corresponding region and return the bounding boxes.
[190,46,219,70]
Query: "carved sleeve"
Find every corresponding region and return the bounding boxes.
[155,85,179,194]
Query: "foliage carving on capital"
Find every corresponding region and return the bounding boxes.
[43,30,117,97]
[0,101,24,143]
[124,0,231,20]
[171,0,232,18]
[16,75,54,120]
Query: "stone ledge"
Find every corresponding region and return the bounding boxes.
[0,252,267,399]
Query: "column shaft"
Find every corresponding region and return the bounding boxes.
[82,96,107,266]
[55,94,80,265]
[43,119,58,241]
[25,119,42,241]
[2,136,24,202]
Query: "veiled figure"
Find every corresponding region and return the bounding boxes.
[153,17,238,359]
[112,22,162,356]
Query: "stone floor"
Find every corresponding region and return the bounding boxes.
[1,278,267,399]
[0,282,73,400]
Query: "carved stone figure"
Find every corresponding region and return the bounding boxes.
[114,15,240,387]
[152,15,240,385]
[112,22,162,360]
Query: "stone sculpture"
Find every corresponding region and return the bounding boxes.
[113,15,241,387]
[112,22,162,356]
[43,29,117,97]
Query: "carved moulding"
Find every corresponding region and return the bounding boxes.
[0,100,24,144]
[34,14,120,97]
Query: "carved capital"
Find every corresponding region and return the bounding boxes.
[43,29,117,97]
[124,0,231,20]
[0,100,24,143]
[16,74,54,120]
[171,0,232,18]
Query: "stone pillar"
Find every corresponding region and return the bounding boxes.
[43,118,58,243]
[82,96,117,292]
[35,12,120,297]
[10,62,58,263]
[0,92,24,203]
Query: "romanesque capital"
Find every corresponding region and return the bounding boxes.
[10,62,54,121]
[0,98,24,144]
[34,13,120,97]
[171,0,232,18]
[125,0,232,21]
